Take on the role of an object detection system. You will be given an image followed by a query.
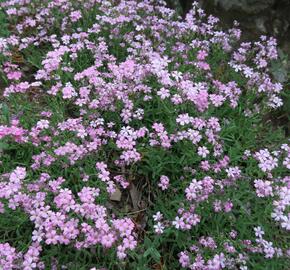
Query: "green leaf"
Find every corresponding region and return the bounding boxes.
[151,248,161,262]
[0,142,9,150]
[143,247,152,258]
[1,103,10,123]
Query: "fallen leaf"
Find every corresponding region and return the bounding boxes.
[110,187,122,201]
[129,183,140,210]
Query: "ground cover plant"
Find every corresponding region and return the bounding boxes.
[0,0,289,269]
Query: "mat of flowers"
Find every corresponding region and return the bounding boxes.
[0,0,289,269]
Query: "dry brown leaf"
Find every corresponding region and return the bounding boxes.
[109,187,122,201]
[11,50,24,64]
[129,183,140,210]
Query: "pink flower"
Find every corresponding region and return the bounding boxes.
[254,149,278,172]
[36,120,49,130]
[62,83,77,99]
[119,59,135,77]
[254,179,273,197]
[176,113,192,126]
[223,200,233,212]
[70,11,82,22]
[179,251,190,268]
[226,166,241,179]
[158,175,169,190]
[157,88,170,99]
[197,50,208,60]
[7,71,22,80]
[10,167,26,182]
[101,233,115,248]
[123,235,137,250]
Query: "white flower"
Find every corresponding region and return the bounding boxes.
[254,226,264,238]
[153,211,163,221]
[154,222,164,234]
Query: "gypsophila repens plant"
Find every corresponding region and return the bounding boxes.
[0,0,289,269]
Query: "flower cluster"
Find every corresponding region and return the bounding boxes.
[178,226,285,270]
